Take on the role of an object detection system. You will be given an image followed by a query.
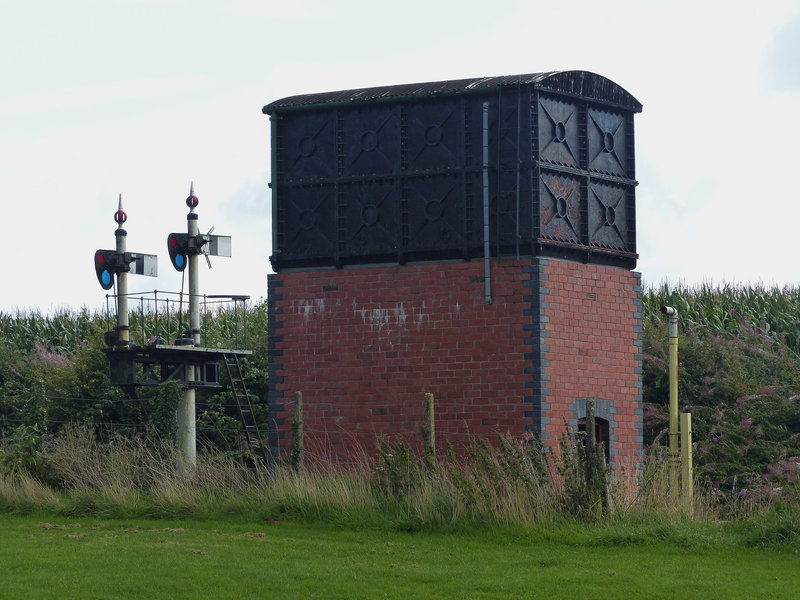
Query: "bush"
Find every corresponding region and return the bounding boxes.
[643,284,800,495]
[1,424,46,477]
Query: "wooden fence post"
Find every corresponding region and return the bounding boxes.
[681,411,693,517]
[585,399,610,514]
[291,391,304,471]
[422,392,436,469]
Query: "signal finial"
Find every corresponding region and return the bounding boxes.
[114,193,127,225]
[186,181,199,210]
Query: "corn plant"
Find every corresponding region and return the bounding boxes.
[643,282,800,353]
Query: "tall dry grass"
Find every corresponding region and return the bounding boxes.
[0,472,62,513]
[37,425,259,517]
[0,425,764,528]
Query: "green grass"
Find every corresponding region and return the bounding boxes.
[1,514,799,600]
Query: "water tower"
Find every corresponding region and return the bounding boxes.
[262,71,643,468]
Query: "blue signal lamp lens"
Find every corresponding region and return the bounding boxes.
[102,270,111,286]
[175,254,185,268]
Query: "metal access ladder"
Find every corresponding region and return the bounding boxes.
[221,353,270,467]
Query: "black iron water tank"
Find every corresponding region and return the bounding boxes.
[263,71,642,271]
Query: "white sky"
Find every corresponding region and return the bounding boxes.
[1,0,799,313]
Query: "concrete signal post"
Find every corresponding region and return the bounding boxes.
[166,183,233,472]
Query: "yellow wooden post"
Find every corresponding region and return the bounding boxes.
[661,306,680,502]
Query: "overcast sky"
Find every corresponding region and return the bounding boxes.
[1,0,798,314]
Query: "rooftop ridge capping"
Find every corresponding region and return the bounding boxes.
[263,70,642,114]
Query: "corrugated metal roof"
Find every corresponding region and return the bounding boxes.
[263,70,642,114]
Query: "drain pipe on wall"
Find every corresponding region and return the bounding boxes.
[482,101,492,305]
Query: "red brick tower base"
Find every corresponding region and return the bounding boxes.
[267,257,642,469]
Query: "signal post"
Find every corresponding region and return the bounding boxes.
[166,185,232,472]
[95,187,255,474]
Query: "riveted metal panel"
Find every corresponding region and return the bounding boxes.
[266,71,641,271]
[405,100,465,172]
[273,184,336,267]
[539,172,583,246]
[490,86,534,254]
[406,174,475,253]
[339,180,400,259]
[588,181,634,251]
[341,105,400,177]
[587,106,630,178]
[537,94,582,170]
[278,112,336,182]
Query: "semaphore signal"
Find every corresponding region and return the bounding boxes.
[94,196,158,290]
[93,194,158,346]
[166,182,231,275]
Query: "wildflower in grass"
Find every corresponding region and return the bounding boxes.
[642,353,667,369]
[33,340,71,368]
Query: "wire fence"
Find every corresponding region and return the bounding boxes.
[0,390,268,440]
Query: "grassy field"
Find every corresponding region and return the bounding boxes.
[2,514,799,600]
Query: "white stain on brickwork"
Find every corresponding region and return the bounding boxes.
[292,298,326,322]
[415,301,428,329]
[295,295,448,332]
[368,308,391,330]
[395,303,407,327]
[351,302,413,332]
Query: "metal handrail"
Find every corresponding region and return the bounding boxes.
[102,289,251,350]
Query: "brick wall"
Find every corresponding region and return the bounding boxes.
[533,260,643,469]
[267,257,641,467]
